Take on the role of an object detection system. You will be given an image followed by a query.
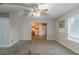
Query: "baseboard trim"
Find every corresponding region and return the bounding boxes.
[0,40,20,48]
[56,40,79,55]
[8,40,20,47]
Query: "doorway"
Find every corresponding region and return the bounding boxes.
[32,22,47,41]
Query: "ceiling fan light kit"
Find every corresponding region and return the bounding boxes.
[31,4,48,17]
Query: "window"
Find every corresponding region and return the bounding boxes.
[68,15,79,39]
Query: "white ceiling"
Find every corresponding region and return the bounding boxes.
[0,3,79,19]
[0,3,37,12]
[48,3,79,19]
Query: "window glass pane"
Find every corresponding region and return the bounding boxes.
[68,15,79,39]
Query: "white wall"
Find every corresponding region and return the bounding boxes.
[0,17,10,47]
[1,10,55,47]
[39,24,43,36]
[22,17,56,40]
[39,24,47,36]
[0,11,24,47]
[56,7,79,54]
[9,11,24,46]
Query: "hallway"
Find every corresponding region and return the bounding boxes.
[0,40,77,55]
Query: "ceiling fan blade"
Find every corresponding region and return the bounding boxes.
[42,9,48,11]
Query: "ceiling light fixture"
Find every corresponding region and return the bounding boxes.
[31,4,48,17]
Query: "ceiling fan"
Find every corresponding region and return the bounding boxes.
[32,7,48,13]
[23,4,49,17]
[32,4,48,16]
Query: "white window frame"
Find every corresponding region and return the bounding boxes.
[68,15,79,43]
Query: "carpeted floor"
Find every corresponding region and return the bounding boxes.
[0,40,77,55]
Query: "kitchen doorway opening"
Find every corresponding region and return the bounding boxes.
[31,22,47,41]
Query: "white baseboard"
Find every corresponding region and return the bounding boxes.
[56,40,79,54]
[8,40,19,47]
[0,40,19,48]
